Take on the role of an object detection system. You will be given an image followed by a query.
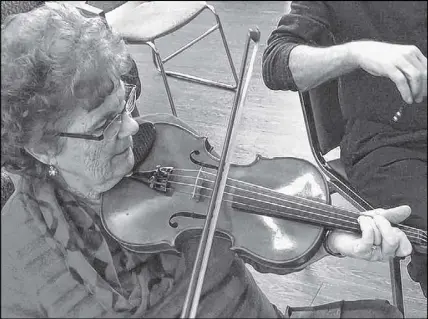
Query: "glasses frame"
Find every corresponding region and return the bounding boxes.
[58,84,137,141]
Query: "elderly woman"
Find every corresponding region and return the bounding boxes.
[1,3,413,318]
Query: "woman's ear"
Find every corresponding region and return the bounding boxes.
[24,146,56,166]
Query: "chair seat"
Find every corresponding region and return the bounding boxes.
[107,1,208,42]
[327,158,348,181]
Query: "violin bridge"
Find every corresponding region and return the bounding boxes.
[192,168,207,202]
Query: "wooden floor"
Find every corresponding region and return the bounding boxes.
[120,1,426,317]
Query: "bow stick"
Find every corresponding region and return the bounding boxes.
[180,28,261,319]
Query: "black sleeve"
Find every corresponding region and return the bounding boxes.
[407,250,427,298]
[262,1,335,91]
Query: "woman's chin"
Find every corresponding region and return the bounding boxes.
[123,147,135,169]
[111,147,135,175]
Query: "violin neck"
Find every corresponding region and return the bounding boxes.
[230,184,425,247]
[232,186,360,232]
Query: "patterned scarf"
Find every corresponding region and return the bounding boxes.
[21,173,185,317]
[15,120,282,318]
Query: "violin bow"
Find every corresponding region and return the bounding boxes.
[180,28,261,318]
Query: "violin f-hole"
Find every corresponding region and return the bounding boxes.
[169,211,207,228]
[190,150,219,170]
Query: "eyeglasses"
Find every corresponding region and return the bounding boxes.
[58,84,137,141]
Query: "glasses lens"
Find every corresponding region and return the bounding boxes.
[103,84,136,140]
[125,85,136,114]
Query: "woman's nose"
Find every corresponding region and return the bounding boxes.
[118,113,139,138]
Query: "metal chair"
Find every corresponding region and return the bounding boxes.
[101,1,238,117]
[298,79,406,316]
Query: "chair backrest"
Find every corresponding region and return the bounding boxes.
[298,79,345,156]
[298,80,405,316]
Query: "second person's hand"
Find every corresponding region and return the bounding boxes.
[348,41,427,105]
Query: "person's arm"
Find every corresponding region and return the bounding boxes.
[263,1,427,103]
[287,44,357,92]
[289,41,427,104]
[262,1,336,92]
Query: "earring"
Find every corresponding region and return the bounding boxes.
[48,165,58,177]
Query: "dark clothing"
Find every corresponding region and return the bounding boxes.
[262,1,427,131]
[262,1,427,297]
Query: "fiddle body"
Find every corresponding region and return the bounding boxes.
[101,120,427,275]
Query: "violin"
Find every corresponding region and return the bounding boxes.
[101,119,427,275]
[102,27,426,318]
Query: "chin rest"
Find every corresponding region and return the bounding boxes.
[132,121,157,170]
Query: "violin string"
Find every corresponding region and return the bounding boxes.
[169,179,426,243]
[169,180,360,227]
[172,169,359,219]
[168,181,426,245]
[172,169,426,239]
[171,174,357,223]
[166,179,426,244]
[170,171,426,242]
[170,170,426,240]
[174,169,352,214]
[170,170,425,239]
[164,183,425,244]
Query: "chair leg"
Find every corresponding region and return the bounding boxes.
[390,257,405,317]
[145,41,178,117]
[207,4,238,86]
[150,6,238,92]
[151,45,162,73]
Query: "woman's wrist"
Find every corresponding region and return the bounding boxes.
[323,230,345,258]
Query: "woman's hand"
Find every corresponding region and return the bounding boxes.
[326,205,413,261]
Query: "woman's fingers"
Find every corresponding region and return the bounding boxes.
[373,215,412,258]
[356,216,376,257]
[368,216,382,246]
[332,205,413,261]
[372,215,399,257]
[392,228,413,257]
[360,205,411,224]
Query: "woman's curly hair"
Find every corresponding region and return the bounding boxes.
[1,2,132,178]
